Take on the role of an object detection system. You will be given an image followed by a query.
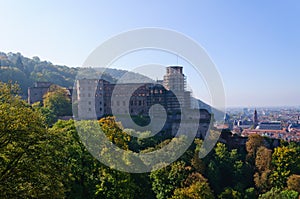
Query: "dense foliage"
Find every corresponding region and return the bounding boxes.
[0,82,299,198]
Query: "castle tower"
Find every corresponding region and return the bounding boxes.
[163,66,190,109]
[163,66,185,91]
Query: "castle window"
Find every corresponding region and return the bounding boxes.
[100,108,102,111]
[139,100,142,106]
[88,108,91,111]
[100,101,102,105]
[123,101,125,106]
[88,101,91,105]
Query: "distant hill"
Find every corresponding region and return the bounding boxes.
[0,52,152,97]
[0,52,77,96]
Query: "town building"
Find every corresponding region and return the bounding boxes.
[257,121,282,130]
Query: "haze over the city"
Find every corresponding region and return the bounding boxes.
[1,0,299,107]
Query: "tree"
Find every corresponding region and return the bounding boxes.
[95,167,137,199]
[271,145,298,188]
[287,174,300,193]
[244,187,256,199]
[218,187,242,199]
[48,120,101,199]
[0,82,66,198]
[98,116,131,150]
[150,161,189,199]
[258,187,299,199]
[172,181,214,199]
[43,85,72,117]
[191,139,206,174]
[246,134,264,163]
[171,172,214,199]
[32,101,57,126]
[254,146,272,193]
[207,143,246,194]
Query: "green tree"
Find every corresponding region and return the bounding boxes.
[207,143,246,194]
[150,161,189,199]
[43,85,72,117]
[271,145,298,188]
[0,82,65,198]
[48,120,100,199]
[218,187,242,199]
[258,187,299,199]
[32,101,57,126]
[244,187,256,199]
[191,139,206,174]
[95,167,137,199]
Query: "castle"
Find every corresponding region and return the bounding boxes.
[27,66,211,138]
[75,66,211,138]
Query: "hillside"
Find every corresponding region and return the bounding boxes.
[0,52,152,96]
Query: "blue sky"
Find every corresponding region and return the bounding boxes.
[1,0,299,107]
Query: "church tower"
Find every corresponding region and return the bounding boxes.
[253,109,258,128]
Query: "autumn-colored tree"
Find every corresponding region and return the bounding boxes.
[172,181,214,199]
[246,134,264,163]
[254,146,272,193]
[98,116,131,150]
[287,174,300,193]
[171,172,214,199]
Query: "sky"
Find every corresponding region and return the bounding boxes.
[0,0,299,107]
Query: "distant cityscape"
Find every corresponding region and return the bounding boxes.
[223,107,300,142]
